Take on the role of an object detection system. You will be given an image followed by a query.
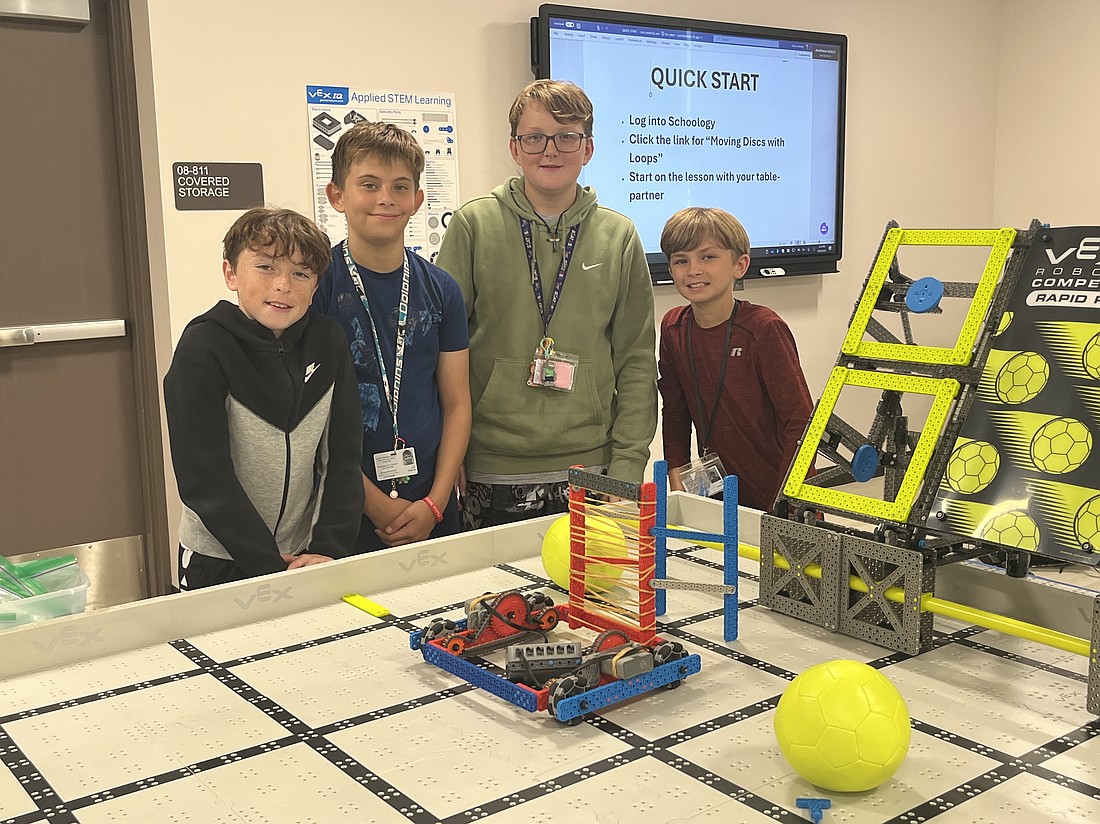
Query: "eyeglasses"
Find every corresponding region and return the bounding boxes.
[513,132,588,154]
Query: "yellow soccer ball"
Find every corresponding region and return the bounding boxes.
[541,514,627,593]
[774,660,911,793]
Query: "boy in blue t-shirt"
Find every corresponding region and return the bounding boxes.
[313,122,471,552]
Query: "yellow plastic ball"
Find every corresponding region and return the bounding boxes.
[774,660,911,792]
[541,514,627,593]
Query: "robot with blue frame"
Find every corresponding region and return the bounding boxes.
[761,219,1100,713]
[410,465,740,724]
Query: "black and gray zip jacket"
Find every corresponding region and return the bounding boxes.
[164,300,364,576]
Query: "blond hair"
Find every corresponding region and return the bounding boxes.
[222,207,331,275]
[330,121,425,189]
[660,207,751,259]
[508,79,594,136]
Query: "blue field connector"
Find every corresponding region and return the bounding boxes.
[654,460,669,617]
[723,474,739,643]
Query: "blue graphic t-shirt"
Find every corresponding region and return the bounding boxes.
[312,246,468,499]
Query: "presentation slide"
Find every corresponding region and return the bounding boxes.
[550,24,840,257]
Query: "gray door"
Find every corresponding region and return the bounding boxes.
[0,0,169,606]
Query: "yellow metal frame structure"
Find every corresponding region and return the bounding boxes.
[783,367,961,521]
[841,227,1016,365]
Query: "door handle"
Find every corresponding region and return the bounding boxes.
[0,1,91,26]
[0,319,126,348]
[0,328,34,347]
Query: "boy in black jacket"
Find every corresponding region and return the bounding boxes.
[164,208,364,590]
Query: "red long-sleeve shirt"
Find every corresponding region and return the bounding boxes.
[658,300,813,511]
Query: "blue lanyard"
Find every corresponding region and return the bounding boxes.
[341,241,409,448]
[520,218,579,335]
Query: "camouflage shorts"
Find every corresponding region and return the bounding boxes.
[462,480,570,530]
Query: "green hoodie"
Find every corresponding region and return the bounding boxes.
[436,177,657,482]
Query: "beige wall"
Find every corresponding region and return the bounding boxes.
[134,0,1095,528]
[993,0,1100,226]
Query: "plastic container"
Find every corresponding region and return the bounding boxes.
[0,564,90,630]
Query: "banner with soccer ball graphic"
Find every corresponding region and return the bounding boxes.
[932,226,1100,560]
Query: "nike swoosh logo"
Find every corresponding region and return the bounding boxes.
[304,362,320,383]
[581,262,603,270]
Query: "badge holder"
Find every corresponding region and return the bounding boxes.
[374,439,418,498]
[676,452,726,498]
[528,336,579,392]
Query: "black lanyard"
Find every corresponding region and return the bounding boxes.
[686,301,739,453]
[520,218,580,335]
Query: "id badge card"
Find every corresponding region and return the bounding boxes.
[528,336,579,392]
[677,451,726,498]
[374,446,418,482]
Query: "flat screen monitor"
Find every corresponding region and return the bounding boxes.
[531,5,847,283]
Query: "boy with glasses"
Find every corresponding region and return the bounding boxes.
[436,80,657,528]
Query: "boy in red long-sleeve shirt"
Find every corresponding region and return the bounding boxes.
[657,207,812,511]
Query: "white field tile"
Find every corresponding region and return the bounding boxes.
[228,625,460,728]
[671,709,1001,823]
[963,629,1092,677]
[71,743,398,824]
[0,643,192,717]
[932,771,1100,823]
[0,760,36,820]
[327,689,631,820]
[4,674,287,799]
[885,644,1095,756]
[483,756,780,824]
[688,607,888,672]
[1041,729,1100,787]
[187,601,383,662]
[603,641,789,739]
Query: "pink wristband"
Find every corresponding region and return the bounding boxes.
[422,495,444,523]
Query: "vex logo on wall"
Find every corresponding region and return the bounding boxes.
[306,85,350,105]
[234,583,293,609]
[33,625,104,654]
[400,548,448,572]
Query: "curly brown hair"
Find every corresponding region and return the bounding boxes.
[222,207,331,275]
